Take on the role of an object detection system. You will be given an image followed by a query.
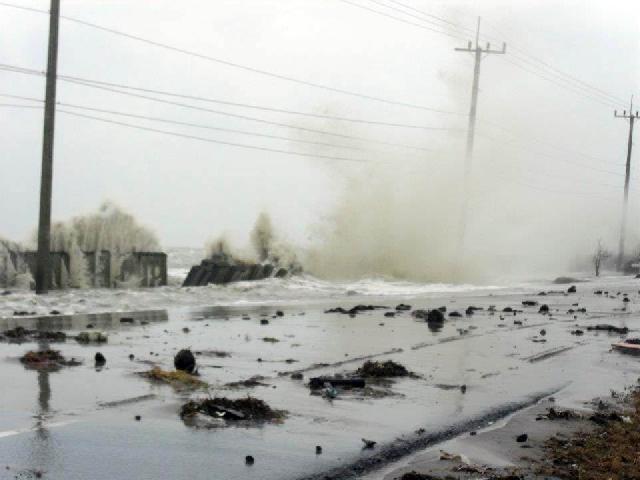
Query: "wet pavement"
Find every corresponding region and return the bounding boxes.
[1,277,639,479]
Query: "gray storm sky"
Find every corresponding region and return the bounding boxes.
[1,0,638,259]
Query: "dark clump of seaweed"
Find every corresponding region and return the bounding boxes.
[180,396,286,423]
[540,388,640,480]
[356,360,410,378]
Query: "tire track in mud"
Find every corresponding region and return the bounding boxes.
[293,386,566,480]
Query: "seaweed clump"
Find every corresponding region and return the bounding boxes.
[20,350,81,370]
[541,388,640,480]
[140,367,207,388]
[356,360,409,378]
[180,396,286,423]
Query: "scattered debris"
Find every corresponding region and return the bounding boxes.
[587,324,629,334]
[226,375,270,388]
[361,438,376,449]
[356,360,409,378]
[1,327,67,343]
[180,396,286,424]
[20,350,81,370]
[140,367,206,388]
[325,305,387,315]
[439,450,462,461]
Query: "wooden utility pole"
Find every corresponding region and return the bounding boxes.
[455,18,506,252]
[35,0,61,294]
[615,98,638,271]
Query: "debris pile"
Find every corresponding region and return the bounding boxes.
[541,388,640,480]
[180,396,286,424]
[20,349,81,370]
[356,360,409,378]
[140,367,207,388]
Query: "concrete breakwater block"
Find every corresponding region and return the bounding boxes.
[183,262,285,287]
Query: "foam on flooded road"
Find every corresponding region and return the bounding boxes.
[0,278,639,479]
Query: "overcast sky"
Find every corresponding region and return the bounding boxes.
[1,0,639,272]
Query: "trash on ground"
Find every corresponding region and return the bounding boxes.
[180,396,286,426]
[139,367,207,388]
[20,350,81,370]
[356,360,410,378]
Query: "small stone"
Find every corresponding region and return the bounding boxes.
[276,311,284,317]
[316,446,322,454]
[182,327,190,333]
[135,415,141,421]
[245,455,254,465]
[260,319,269,325]
[128,354,135,360]
[516,433,528,443]
[94,352,106,366]
[540,329,546,336]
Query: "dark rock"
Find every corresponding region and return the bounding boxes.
[275,311,284,317]
[395,304,411,311]
[94,352,106,366]
[120,317,134,324]
[594,290,603,294]
[384,311,396,317]
[128,354,135,360]
[50,310,61,315]
[449,311,462,317]
[503,307,514,312]
[174,349,196,373]
[361,438,376,449]
[522,300,538,307]
[516,433,528,443]
[540,329,546,336]
[291,372,303,380]
[260,319,269,325]
[135,415,141,421]
[623,297,630,303]
[437,306,447,312]
[571,329,584,336]
[245,455,254,465]
[539,304,550,313]
[567,285,577,293]
[316,446,322,455]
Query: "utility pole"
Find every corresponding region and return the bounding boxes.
[615,97,638,271]
[455,18,506,253]
[35,0,61,294]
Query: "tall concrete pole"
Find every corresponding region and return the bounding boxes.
[35,0,61,294]
[615,98,638,271]
[455,18,506,253]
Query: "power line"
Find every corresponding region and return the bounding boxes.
[0,63,462,132]
[0,65,442,153]
[476,130,626,178]
[58,109,369,164]
[349,0,626,109]
[0,0,462,115]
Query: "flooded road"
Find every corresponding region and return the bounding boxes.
[1,277,639,480]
